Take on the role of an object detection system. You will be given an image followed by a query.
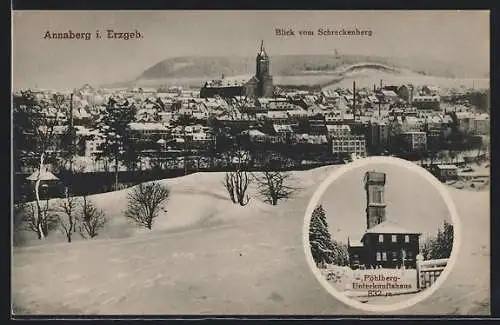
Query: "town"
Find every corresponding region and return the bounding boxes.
[13,42,490,201]
[11,11,492,316]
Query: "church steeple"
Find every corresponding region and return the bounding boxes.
[258,40,268,58]
[255,40,273,98]
[256,40,270,78]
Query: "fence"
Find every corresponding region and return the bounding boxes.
[416,257,448,290]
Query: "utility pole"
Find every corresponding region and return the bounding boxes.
[183,126,188,176]
[69,92,75,174]
[353,80,356,120]
[379,96,381,118]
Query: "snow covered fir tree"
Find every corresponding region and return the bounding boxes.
[309,205,349,268]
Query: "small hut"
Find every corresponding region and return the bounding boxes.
[26,168,63,199]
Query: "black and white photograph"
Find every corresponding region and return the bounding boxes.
[305,159,458,310]
[11,10,490,316]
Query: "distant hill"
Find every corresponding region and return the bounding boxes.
[103,54,489,89]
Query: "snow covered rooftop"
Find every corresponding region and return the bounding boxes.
[437,164,458,170]
[363,221,421,236]
[26,169,59,181]
[348,239,363,247]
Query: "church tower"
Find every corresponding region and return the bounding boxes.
[364,171,387,230]
[255,40,274,97]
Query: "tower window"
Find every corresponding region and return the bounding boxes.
[382,252,387,261]
[376,252,381,261]
[405,235,410,243]
[378,234,384,243]
[392,235,397,243]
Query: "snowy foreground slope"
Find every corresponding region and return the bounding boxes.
[12,166,490,315]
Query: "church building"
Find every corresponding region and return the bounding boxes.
[348,171,421,269]
[200,41,274,98]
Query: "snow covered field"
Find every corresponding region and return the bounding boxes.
[12,166,490,315]
[323,68,489,91]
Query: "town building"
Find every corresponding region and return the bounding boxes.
[367,120,389,153]
[402,116,424,133]
[434,164,458,181]
[402,131,427,152]
[422,85,440,96]
[348,171,422,269]
[326,124,351,138]
[397,84,415,105]
[412,95,440,110]
[200,41,273,98]
[128,122,170,140]
[331,135,367,159]
[472,113,490,135]
[378,89,399,104]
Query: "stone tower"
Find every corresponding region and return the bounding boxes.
[255,40,274,97]
[364,171,387,230]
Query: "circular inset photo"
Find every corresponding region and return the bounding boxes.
[303,156,461,313]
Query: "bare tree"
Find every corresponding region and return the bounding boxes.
[254,170,297,206]
[13,202,28,246]
[56,189,79,243]
[78,196,107,239]
[233,169,251,206]
[222,149,251,206]
[224,172,236,203]
[125,182,170,229]
[94,98,137,190]
[13,91,66,239]
[20,200,58,240]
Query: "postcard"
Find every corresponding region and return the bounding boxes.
[11,10,490,316]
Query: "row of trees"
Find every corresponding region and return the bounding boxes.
[222,150,297,207]
[14,181,171,244]
[14,192,106,243]
[309,205,349,267]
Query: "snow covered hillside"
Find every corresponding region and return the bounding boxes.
[12,166,490,315]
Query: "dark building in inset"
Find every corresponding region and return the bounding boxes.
[200,41,274,98]
[348,171,422,269]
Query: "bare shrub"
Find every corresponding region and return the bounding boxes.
[224,170,250,206]
[20,199,58,240]
[222,149,251,206]
[78,196,107,239]
[254,170,297,206]
[56,190,79,243]
[124,182,170,229]
[224,172,236,203]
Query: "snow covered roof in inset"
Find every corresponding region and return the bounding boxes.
[363,221,421,236]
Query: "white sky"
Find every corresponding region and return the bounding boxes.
[12,10,490,90]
